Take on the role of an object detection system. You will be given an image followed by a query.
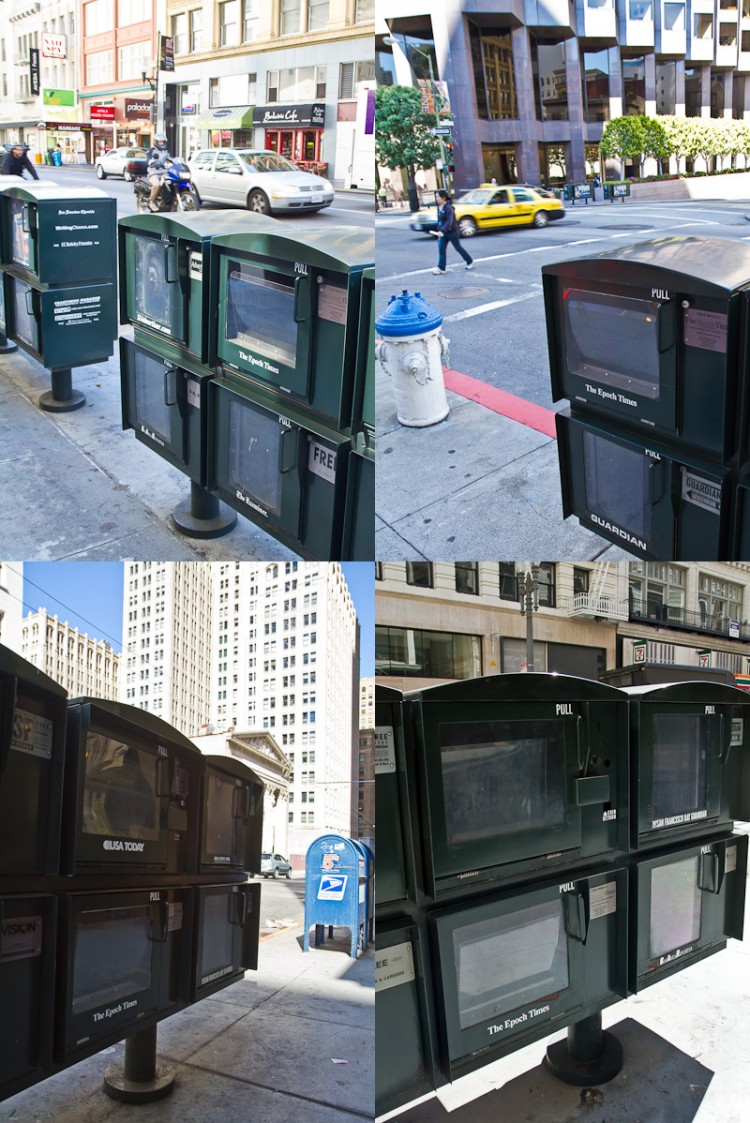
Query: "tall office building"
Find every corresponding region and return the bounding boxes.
[120,561,213,735]
[122,562,359,861]
[211,562,359,860]
[21,607,120,698]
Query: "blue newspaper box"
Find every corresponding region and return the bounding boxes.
[303,834,368,957]
[359,839,374,945]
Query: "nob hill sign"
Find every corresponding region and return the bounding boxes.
[253,103,325,128]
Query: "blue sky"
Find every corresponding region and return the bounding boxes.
[22,562,374,675]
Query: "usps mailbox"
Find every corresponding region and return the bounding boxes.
[303,834,368,957]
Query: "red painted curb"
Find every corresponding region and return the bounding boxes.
[443,367,558,438]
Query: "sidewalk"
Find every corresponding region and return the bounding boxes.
[0,337,296,561]
[0,924,374,1123]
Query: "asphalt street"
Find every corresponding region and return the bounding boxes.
[375,195,750,561]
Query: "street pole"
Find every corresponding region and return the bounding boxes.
[518,565,540,672]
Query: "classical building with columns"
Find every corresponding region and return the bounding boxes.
[377,0,750,187]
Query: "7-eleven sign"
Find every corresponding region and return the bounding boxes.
[633,642,647,663]
[697,649,711,668]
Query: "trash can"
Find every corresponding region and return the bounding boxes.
[51,150,62,167]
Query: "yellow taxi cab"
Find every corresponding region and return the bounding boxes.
[410,183,565,236]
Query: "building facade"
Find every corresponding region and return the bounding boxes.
[20,606,120,698]
[163,0,374,183]
[377,1,750,188]
[376,561,750,691]
[0,562,24,652]
[0,0,81,157]
[120,560,213,734]
[210,561,359,862]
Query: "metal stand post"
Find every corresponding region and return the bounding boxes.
[0,328,17,354]
[171,481,237,539]
[103,1025,176,1103]
[39,367,86,412]
[544,1013,623,1086]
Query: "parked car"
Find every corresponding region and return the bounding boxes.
[187,148,335,214]
[410,184,565,236]
[95,147,148,180]
[260,852,292,878]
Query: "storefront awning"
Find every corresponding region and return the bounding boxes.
[192,106,255,130]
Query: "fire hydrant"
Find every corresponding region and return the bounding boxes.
[375,290,450,427]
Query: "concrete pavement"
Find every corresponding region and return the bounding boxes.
[0,336,297,561]
[374,208,633,562]
[0,918,374,1123]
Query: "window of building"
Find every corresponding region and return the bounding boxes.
[573,567,590,596]
[86,48,114,85]
[469,23,517,120]
[406,562,433,588]
[685,66,703,116]
[338,58,376,99]
[308,0,329,31]
[656,60,677,114]
[118,41,150,80]
[189,7,203,51]
[530,39,568,122]
[121,0,149,23]
[629,0,652,18]
[280,0,301,35]
[698,573,742,626]
[623,56,646,115]
[172,12,187,54]
[664,2,685,29]
[629,563,686,623]
[219,0,239,46]
[355,0,374,19]
[711,70,727,115]
[537,563,556,608]
[582,48,610,122]
[376,626,482,678]
[242,0,259,41]
[85,0,113,36]
[455,562,479,596]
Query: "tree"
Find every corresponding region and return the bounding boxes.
[600,116,670,176]
[375,85,441,211]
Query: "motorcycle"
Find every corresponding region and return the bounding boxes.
[134,157,199,213]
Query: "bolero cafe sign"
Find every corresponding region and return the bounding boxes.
[253,103,325,128]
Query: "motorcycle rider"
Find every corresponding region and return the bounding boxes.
[0,143,39,180]
[146,132,171,211]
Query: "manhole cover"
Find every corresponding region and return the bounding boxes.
[437,287,489,299]
[597,224,655,231]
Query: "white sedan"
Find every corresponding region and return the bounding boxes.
[187,148,335,214]
[95,147,148,180]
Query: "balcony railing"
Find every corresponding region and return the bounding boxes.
[566,593,629,620]
[629,599,750,639]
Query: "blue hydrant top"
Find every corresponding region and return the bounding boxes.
[375,289,443,338]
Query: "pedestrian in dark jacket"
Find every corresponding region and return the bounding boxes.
[432,189,473,274]
[0,144,39,180]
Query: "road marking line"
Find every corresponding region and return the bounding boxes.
[441,290,542,323]
[444,367,558,437]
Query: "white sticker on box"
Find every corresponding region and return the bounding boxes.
[731,718,744,747]
[11,708,53,759]
[376,941,415,992]
[375,726,396,773]
[726,845,738,874]
[317,283,348,325]
[189,251,202,282]
[308,440,336,483]
[1,915,43,962]
[589,881,616,920]
[186,376,200,409]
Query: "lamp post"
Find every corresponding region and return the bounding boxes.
[142,67,159,138]
[383,33,449,209]
[518,565,540,672]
